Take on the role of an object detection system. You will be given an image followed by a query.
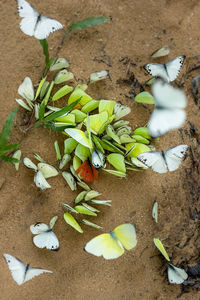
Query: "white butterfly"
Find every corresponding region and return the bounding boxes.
[16,77,35,111]
[17,0,63,40]
[148,80,187,137]
[144,56,185,82]
[30,216,59,250]
[18,77,34,101]
[114,102,131,121]
[37,163,59,179]
[152,201,158,223]
[3,254,53,285]
[137,145,188,173]
[168,264,188,284]
[23,158,58,190]
[150,45,170,58]
[92,149,106,169]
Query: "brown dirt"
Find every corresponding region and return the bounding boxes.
[1,0,200,299]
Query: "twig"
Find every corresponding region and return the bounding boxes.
[25,108,35,131]
[54,22,72,57]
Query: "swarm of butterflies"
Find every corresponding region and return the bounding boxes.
[16,69,155,186]
[16,61,189,185]
[4,0,190,288]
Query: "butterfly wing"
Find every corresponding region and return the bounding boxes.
[114,103,131,121]
[113,224,137,250]
[33,232,59,250]
[153,238,170,261]
[18,77,34,101]
[30,223,50,234]
[76,161,98,182]
[144,63,169,82]
[76,161,89,181]
[19,17,38,36]
[17,0,38,36]
[17,0,38,18]
[82,162,92,182]
[3,254,26,285]
[165,145,188,172]
[152,80,187,109]
[65,128,93,148]
[92,150,105,169]
[49,215,58,229]
[24,266,53,283]
[84,233,124,259]
[137,152,168,173]
[64,212,83,233]
[34,16,63,40]
[166,56,185,82]
[150,45,170,58]
[83,163,98,182]
[34,170,51,190]
[37,163,59,179]
[148,108,186,138]
[168,264,188,284]
[91,165,98,181]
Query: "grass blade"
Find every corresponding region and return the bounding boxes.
[40,39,50,66]
[0,155,19,163]
[0,144,19,155]
[43,122,75,132]
[43,98,81,122]
[0,107,18,147]
[64,17,110,42]
[71,16,110,30]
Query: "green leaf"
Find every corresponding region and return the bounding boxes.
[40,39,50,66]
[0,107,18,147]
[71,16,110,30]
[42,122,75,132]
[135,91,155,104]
[64,16,110,42]
[0,155,19,163]
[39,101,46,121]
[0,144,19,155]
[43,98,81,122]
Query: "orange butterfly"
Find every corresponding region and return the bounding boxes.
[76,161,98,182]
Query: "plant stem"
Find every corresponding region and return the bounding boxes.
[17,22,75,144]
[54,23,72,57]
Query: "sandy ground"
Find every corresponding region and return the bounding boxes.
[0,0,200,299]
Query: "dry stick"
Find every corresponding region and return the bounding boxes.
[187,61,200,73]
[177,58,195,87]
[25,107,35,132]
[54,22,72,57]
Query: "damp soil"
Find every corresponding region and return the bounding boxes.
[0,0,200,299]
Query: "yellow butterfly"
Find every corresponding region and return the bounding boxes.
[84,223,137,259]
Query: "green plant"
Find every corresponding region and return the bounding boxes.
[0,107,19,163]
